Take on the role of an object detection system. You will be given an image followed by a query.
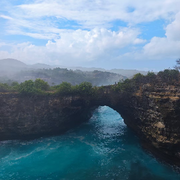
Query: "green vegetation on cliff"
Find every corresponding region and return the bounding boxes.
[1,69,180,97]
[0,79,95,96]
[54,82,94,96]
[0,81,19,92]
[18,79,50,95]
[112,69,180,93]
[0,79,50,94]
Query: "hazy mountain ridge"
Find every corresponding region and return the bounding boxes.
[0,59,52,72]
[0,59,125,86]
[0,59,28,76]
[30,63,52,69]
[0,58,149,78]
[68,66,148,77]
[0,59,26,67]
[109,69,148,77]
[10,68,125,86]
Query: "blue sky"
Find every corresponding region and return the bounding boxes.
[0,0,180,71]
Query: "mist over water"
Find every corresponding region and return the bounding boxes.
[0,106,180,180]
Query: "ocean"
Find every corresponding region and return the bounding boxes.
[0,106,180,180]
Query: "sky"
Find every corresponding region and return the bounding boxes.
[0,0,180,71]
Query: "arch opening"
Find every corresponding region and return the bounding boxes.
[89,106,127,139]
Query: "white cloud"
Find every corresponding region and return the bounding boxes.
[93,10,180,65]
[0,14,13,20]
[0,0,179,40]
[165,12,180,41]
[142,12,180,60]
[0,42,8,47]
[0,28,145,65]
[143,37,180,59]
[17,0,180,26]
[0,0,180,69]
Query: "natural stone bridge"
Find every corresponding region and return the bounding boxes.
[0,84,180,166]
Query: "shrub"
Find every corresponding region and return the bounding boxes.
[146,72,156,79]
[133,73,144,83]
[18,80,43,95]
[157,69,179,83]
[34,78,50,91]
[56,82,72,95]
[11,81,19,91]
[0,83,10,92]
[115,79,135,92]
[0,82,19,92]
[146,72,156,83]
[77,82,93,95]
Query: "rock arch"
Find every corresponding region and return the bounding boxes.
[0,84,180,166]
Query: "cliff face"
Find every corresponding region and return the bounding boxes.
[0,84,180,166]
[0,93,95,140]
[110,85,180,166]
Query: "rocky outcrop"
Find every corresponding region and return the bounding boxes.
[126,85,180,166]
[0,93,95,140]
[0,84,180,166]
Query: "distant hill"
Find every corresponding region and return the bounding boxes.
[69,67,148,78]
[0,58,26,67]
[0,59,52,70]
[11,68,125,86]
[69,66,106,72]
[0,59,28,76]
[0,59,53,77]
[0,59,125,86]
[0,59,150,86]
[0,58,149,78]
[109,69,148,78]
[30,63,52,69]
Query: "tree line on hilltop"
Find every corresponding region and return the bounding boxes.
[1,68,125,87]
[1,68,180,96]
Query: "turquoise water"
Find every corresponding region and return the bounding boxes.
[0,106,180,180]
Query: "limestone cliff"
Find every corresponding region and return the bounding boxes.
[0,93,95,140]
[0,84,180,166]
